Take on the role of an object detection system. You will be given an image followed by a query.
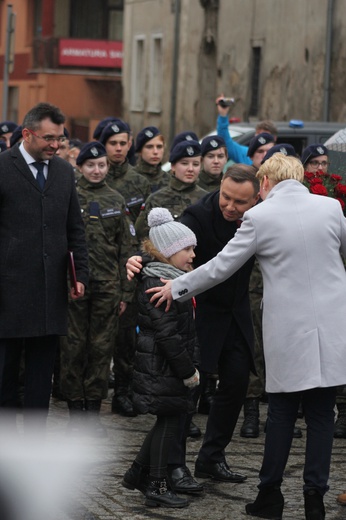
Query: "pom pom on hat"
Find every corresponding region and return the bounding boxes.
[148,207,197,258]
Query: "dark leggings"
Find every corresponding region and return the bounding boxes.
[136,414,181,478]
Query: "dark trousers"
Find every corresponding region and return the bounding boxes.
[167,412,193,466]
[198,326,251,463]
[136,414,181,478]
[0,336,59,428]
[259,387,336,495]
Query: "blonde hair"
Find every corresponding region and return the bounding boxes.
[257,153,304,184]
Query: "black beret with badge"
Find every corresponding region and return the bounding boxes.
[135,126,160,152]
[0,121,17,135]
[170,131,199,152]
[169,140,201,163]
[99,120,131,145]
[261,143,297,164]
[247,132,275,157]
[201,135,226,157]
[301,144,328,166]
[76,141,107,166]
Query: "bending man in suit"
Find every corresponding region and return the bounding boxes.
[127,165,260,484]
[147,153,346,520]
[0,102,88,431]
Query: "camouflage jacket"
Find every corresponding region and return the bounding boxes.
[106,159,151,223]
[197,167,223,193]
[135,175,208,241]
[132,157,170,193]
[76,176,136,303]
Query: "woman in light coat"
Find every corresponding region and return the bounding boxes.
[147,153,346,520]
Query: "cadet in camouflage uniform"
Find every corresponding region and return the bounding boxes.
[60,142,135,437]
[100,120,149,416]
[132,126,170,192]
[135,139,207,241]
[198,135,228,193]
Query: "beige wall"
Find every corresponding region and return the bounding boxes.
[123,0,346,144]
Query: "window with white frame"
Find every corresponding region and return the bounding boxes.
[148,33,163,113]
[131,35,146,111]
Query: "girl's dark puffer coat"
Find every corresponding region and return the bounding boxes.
[132,274,198,416]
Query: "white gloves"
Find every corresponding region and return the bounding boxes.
[183,369,200,388]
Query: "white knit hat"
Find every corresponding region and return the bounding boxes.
[148,208,197,258]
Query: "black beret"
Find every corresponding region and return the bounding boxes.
[135,126,160,152]
[170,131,199,152]
[99,120,130,145]
[247,132,275,157]
[0,121,17,135]
[201,135,227,157]
[76,141,107,166]
[93,116,118,140]
[9,125,23,147]
[63,127,70,139]
[169,140,201,163]
[261,143,297,164]
[0,141,7,153]
[301,144,328,166]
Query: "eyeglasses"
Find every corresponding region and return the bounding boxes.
[27,128,66,144]
[308,160,329,168]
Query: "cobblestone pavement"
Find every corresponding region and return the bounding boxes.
[25,398,346,519]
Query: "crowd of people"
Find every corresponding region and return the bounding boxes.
[0,95,345,519]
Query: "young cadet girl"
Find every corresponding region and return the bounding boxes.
[122,207,199,508]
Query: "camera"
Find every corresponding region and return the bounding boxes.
[218,97,235,108]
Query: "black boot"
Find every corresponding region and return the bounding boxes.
[66,400,85,436]
[145,477,189,508]
[304,489,325,520]
[112,394,137,417]
[246,486,284,519]
[334,403,346,438]
[241,398,260,438]
[198,375,217,415]
[187,420,202,438]
[85,399,108,438]
[122,461,150,495]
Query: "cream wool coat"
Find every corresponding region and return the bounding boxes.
[172,180,346,393]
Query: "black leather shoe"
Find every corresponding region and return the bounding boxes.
[187,421,202,438]
[304,489,325,520]
[168,466,204,494]
[194,460,246,482]
[122,462,150,495]
[112,395,137,417]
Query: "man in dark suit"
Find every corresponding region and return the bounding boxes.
[127,165,260,484]
[180,166,259,482]
[0,102,88,430]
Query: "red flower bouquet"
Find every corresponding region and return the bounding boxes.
[303,170,346,213]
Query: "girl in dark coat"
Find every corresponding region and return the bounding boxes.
[122,207,199,508]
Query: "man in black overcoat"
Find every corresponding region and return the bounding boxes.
[0,102,88,430]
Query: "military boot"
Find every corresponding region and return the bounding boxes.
[145,477,188,508]
[240,398,260,438]
[334,403,346,438]
[85,399,108,438]
[66,400,85,437]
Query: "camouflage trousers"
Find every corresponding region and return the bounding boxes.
[247,292,265,399]
[60,281,120,401]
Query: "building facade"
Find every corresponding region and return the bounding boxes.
[0,0,124,140]
[123,0,346,146]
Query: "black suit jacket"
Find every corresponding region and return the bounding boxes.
[0,144,88,337]
[181,190,254,372]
